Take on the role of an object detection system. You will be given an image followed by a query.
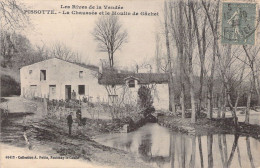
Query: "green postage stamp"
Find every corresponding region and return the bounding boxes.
[221,1,257,45]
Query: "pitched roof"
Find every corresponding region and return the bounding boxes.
[72,62,99,72]
[21,57,99,72]
[98,71,169,85]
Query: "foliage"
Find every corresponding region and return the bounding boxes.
[137,85,155,116]
[0,31,84,70]
[0,31,42,69]
[1,74,20,96]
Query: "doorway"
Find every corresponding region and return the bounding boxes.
[30,85,37,98]
[49,85,56,100]
[65,85,71,100]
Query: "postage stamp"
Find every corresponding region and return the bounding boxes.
[221,1,257,45]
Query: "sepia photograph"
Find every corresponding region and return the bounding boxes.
[0,0,260,167]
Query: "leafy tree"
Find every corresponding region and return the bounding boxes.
[138,85,155,117]
[1,31,34,68]
[0,0,31,68]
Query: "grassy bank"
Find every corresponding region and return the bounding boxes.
[1,114,153,168]
[157,115,260,140]
[0,95,156,168]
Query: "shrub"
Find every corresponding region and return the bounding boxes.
[1,75,20,97]
[137,85,155,116]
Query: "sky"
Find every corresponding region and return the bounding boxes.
[20,0,260,74]
[21,0,164,71]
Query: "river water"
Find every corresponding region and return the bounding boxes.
[95,123,260,168]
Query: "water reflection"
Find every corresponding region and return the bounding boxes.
[95,123,260,168]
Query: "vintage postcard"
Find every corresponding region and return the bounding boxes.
[1,0,260,168]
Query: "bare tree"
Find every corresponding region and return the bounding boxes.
[155,33,162,73]
[245,78,253,124]
[168,0,197,121]
[188,0,197,123]
[35,44,49,61]
[201,0,220,119]
[164,1,176,113]
[49,42,82,63]
[92,16,127,113]
[154,33,169,73]
[243,45,260,105]
[0,0,29,30]
[92,15,128,68]
[169,0,186,118]
[216,44,248,125]
[190,1,208,115]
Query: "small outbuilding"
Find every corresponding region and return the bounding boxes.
[98,69,170,110]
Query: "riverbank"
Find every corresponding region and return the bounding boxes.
[157,115,260,140]
[2,96,260,168]
[1,116,154,168]
[0,97,154,168]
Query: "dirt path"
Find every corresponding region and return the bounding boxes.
[1,118,153,168]
[0,97,37,113]
[0,97,154,168]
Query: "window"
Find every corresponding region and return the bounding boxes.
[49,85,56,95]
[40,70,46,81]
[30,85,37,97]
[78,85,85,95]
[29,70,32,74]
[128,80,135,88]
[49,85,56,100]
[79,71,83,78]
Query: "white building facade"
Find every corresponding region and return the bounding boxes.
[20,58,107,102]
[20,58,170,110]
